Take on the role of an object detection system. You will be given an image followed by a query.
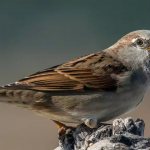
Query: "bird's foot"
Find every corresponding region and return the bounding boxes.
[82,118,111,128]
[53,120,75,136]
[82,117,98,128]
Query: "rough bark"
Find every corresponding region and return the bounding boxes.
[55,117,150,150]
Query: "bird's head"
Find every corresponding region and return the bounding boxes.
[106,30,150,70]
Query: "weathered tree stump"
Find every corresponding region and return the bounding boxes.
[55,117,150,150]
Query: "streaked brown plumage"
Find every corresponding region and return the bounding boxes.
[0,30,150,130]
[14,52,128,92]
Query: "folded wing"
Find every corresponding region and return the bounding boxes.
[3,52,129,93]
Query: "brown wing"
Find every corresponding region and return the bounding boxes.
[4,52,129,92]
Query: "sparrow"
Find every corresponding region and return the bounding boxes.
[0,30,150,132]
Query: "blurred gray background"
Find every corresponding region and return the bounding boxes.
[0,0,150,150]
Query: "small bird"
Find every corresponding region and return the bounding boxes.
[0,30,150,132]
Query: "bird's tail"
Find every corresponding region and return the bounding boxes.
[0,85,35,105]
[0,86,15,100]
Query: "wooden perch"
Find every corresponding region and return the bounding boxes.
[55,117,150,150]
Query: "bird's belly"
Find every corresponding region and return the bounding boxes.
[51,83,147,123]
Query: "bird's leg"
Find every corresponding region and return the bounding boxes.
[82,117,98,128]
[82,118,111,128]
[53,120,74,136]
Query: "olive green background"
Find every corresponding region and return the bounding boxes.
[0,0,150,149]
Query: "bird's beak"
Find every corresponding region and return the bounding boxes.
[146,39,150,51]
[146,46,150,51]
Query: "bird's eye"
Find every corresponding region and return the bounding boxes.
[136,38,144,46]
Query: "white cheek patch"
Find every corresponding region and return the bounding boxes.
[136,47,149,62]
[118,46,149,69]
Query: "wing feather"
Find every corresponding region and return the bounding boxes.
[4,52,129,92]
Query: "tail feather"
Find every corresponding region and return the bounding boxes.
[0,86,35,105]
[0,83,50,111]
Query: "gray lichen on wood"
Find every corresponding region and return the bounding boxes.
[55,117,150,150]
